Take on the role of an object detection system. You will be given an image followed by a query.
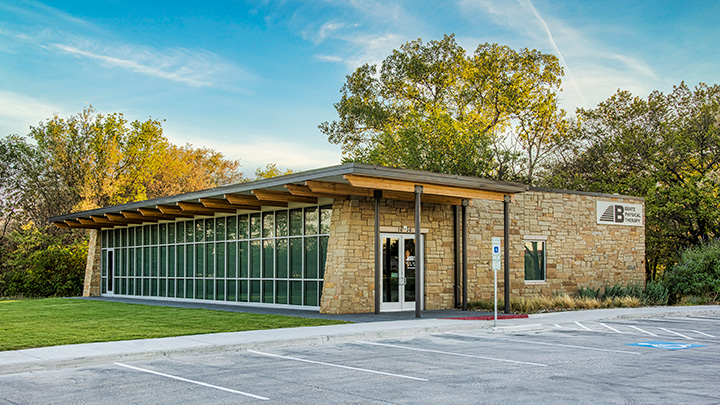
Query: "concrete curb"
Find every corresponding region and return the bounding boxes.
[3,305,718,375]
[491,323,544,333]
[0,320,495,375]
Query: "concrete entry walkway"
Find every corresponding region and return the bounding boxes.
[74,296,501,323]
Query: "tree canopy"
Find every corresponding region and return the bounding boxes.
[542,83,720,279]
[320,34,572,183]
[0,107,243,229]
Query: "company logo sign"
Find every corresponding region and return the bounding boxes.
[596,201,643,226]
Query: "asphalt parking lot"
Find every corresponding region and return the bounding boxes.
[1,314,718,404]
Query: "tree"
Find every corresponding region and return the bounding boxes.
[0,107,245,297]
[254,163,294,180]
[319,34,571,182]
[542,83,720,279]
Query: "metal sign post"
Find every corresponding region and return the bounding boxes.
[492,237,501,327]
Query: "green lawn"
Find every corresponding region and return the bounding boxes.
[0,298,349,351]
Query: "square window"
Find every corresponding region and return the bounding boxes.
[524,241,546,281]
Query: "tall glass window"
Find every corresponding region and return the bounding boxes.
[100,204,332,308]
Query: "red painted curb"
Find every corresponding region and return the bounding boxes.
[443,314,529,320]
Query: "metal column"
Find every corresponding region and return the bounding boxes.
[414,185,423,319]
[503,195,511,314]
[374,190,382,314]
[462,199,468,311]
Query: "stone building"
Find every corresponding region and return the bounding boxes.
[52,163,645,315]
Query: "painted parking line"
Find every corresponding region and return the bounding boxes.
[115,362,269,401]
[627,325,659,337]
[356,341,547,367]
[447,333,642,355]
[658,328,695,340]
[691,330,715,338]
[598,323,625,333]
[574,321,594,331]
[247,350,428,381]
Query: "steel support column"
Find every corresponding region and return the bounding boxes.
[462,199,468,311]
[414,185,423,319]
[374,190,382,314]
[453,206,461,308]
[503,195,511,314]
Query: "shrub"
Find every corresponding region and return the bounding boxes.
[664,239,720,304]
[603,283,628,299]
[0,224,87,298]
[575,286,600,300]
[643,281,669,305]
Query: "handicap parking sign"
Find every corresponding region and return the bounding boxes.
[626,341,706,350]
[493,246,499,254]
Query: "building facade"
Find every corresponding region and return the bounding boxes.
[53,164,645,314]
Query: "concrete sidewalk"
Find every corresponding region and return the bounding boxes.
[2,305,719,375]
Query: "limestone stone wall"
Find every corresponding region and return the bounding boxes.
[82,229,102,297]
[467,191,646,301]
[320,189,645,313]
[320,197,455,314]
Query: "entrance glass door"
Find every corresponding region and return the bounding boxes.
[380,233,422,311]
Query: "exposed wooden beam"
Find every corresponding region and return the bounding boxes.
[64,219,102,229]
[252,189,318,204]
[343,174,506,202]
[53,221,71,229]
[177,201,237,214]
[138,207,190,220]
[384,190,467,206]
[77,218,98,225]
[90,215,115,225]
[284,184,342,200]
[157,205,201,216]
[305,180,374,197]
[121,210,151,221]
[199,198,260,211]
[305,180,466,205]
[224,193,288,207]
[105,213,144,224]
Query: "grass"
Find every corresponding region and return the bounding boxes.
[0,298,349,351]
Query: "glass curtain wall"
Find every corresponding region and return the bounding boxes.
[100,205,332,308]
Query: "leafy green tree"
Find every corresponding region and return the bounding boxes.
[664,239,720,303]
[320,34,571,182]
[254,163,294,180]
[543,83,720,279]
[0,107,245,297]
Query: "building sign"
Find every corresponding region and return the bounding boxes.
[596,201,643,226]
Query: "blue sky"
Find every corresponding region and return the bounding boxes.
[1,0,718,175]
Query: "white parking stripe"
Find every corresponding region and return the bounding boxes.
[628,325,658,337]
[448,333,642,355]
[247,350,428,381]
[574,321,594,331]
[659,328,695,340]
[598,323,625,333]
[356,341,547,367]
[691,330,715,338]
[115,362,269,400]
[554,324,563,328]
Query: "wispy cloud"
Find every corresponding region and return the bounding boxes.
[456,0,659,111]
[293,1,423,69]
[0,2,254,92]
[50,42,247,89]
[521,0,586,108]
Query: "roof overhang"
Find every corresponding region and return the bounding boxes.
[50,163,528,229]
